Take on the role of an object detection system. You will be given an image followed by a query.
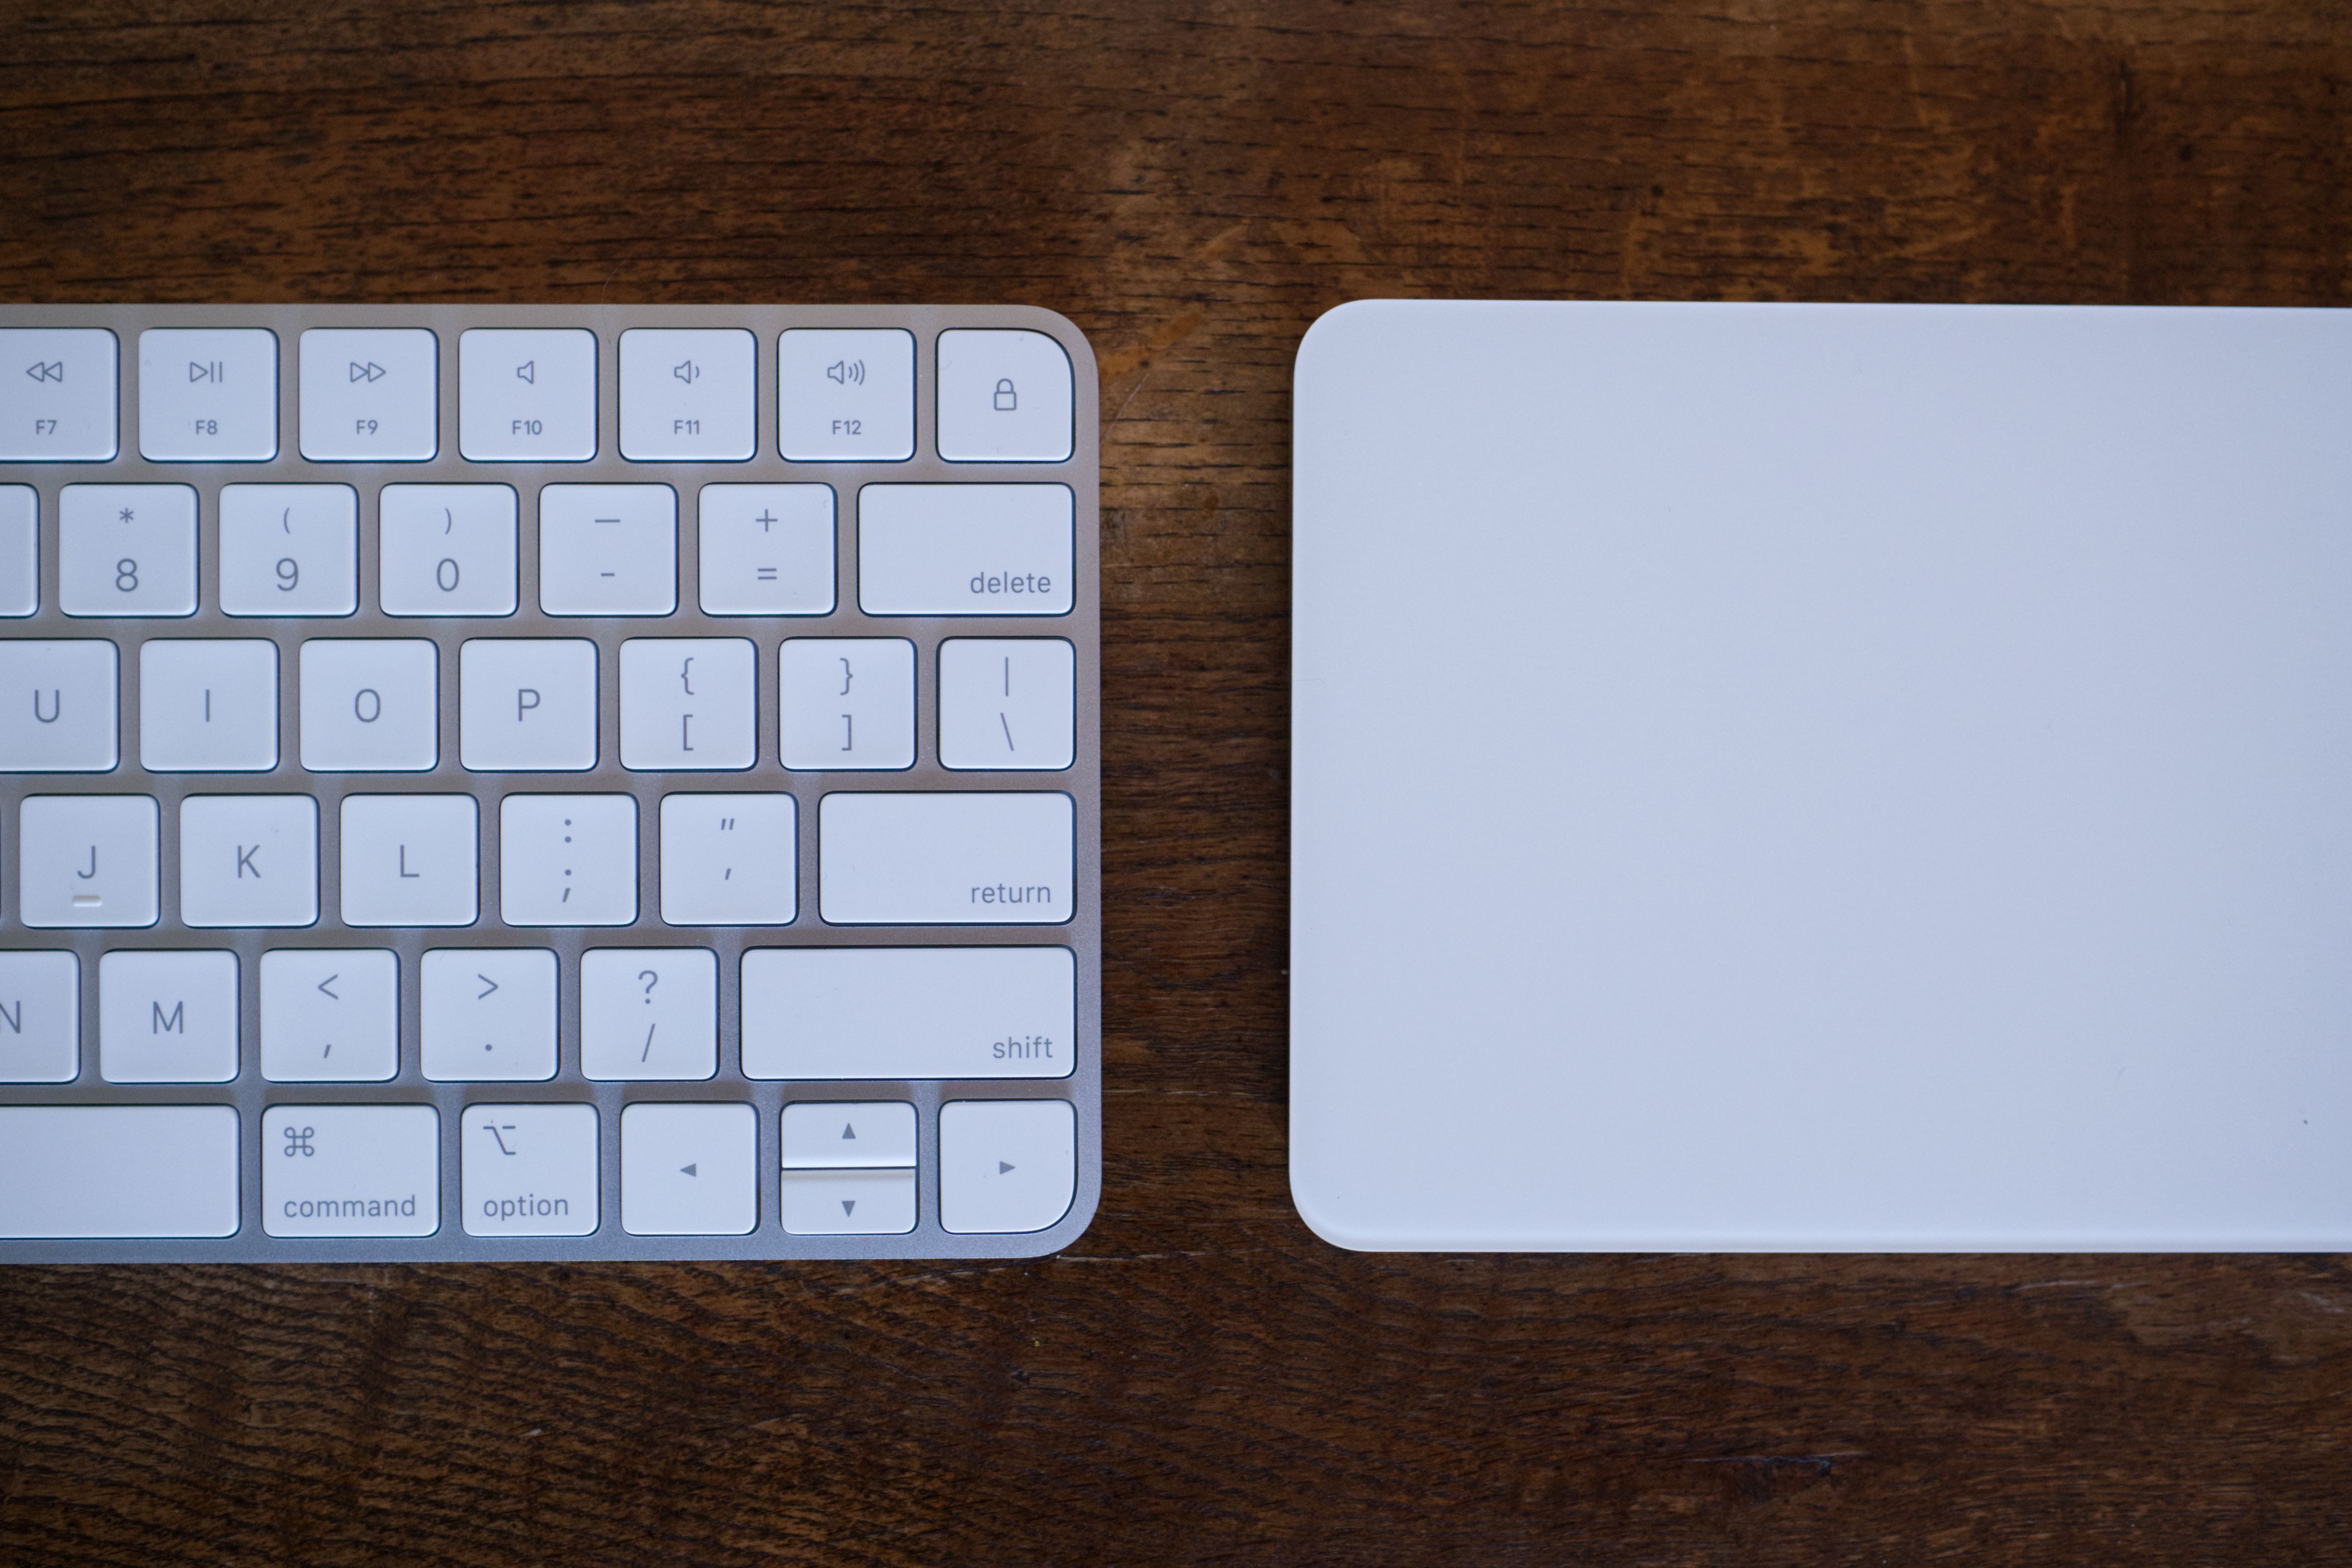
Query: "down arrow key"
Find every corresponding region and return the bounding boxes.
[779,1168,914,1236]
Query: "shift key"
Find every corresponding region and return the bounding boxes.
[819,792,1072,924]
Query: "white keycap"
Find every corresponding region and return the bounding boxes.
[939,1099,1076,1234]
[339,794,477,927]
[260,948,398,1083]
[499,793,637,927]
[621,1102,756,1235]
[778,638,914,770]
[619,328,755,461]
[936,329,1076,463]
[0,328,118,461]
[0,640,117,771]
[463,1102,598,1237]
[657,791,796,926]
[299,638,437,771]
[818,792,1073,925]
[459,328,596,462]
[696,483,834,615]
[19,795,157,929]
[776,328,914,461]
[0,951,79,1084]
[539,484,677,615]
[781,1101,917,1168]
[179,794,317,928]
[460,638,597,771]
[620,637,755,770]
[0,1106,237,1239]
[858,484,1073,615]
[741,946,1074,1080]
[938,638,1076,770]
[299,327,438,461]
[422,947,556,1081]
[140,639,277,771]
[0,485,34,614]
[218,483,359,616]
[99,949,237,1083]
[380,483,519,616]
[59,483,197,616]
[781,1169,916,1235]
[139,328,278,461]
[263,1104,437,1238]
[580,947,717,1080]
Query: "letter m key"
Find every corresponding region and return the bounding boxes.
[152,1000,185,1034]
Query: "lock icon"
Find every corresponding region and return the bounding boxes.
[993,378,1018,412]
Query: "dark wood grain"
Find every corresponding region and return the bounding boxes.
[2,2,2349,1561]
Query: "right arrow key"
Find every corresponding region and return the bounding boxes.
[940,1100,1076,1235]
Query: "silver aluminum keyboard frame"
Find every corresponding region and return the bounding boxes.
[0,302,1100,1263]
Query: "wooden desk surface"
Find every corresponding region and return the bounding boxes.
[2,3,2347,1561]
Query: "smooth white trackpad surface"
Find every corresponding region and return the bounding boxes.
[1290,299,2352,1250]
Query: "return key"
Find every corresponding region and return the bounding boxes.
[819,792,1074,925]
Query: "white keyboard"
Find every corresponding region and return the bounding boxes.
[0,304,1100,1262]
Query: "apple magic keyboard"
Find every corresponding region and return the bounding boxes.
[0,304,1100,1262]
